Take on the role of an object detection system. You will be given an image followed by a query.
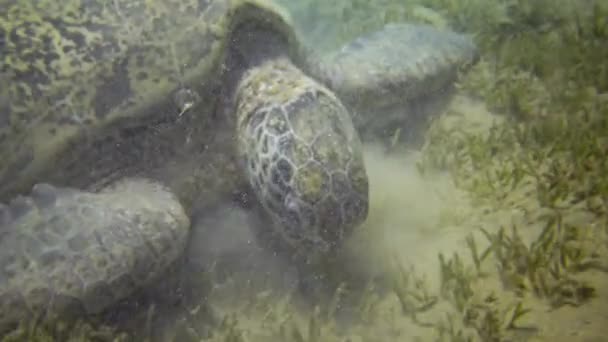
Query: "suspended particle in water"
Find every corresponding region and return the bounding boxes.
[173,87,200,118]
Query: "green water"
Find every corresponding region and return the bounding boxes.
[2,0,608,341]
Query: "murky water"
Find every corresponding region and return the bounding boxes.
[1,0,608,341]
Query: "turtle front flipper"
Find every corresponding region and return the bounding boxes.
[234,56,369,262]
[322,23,479,146]
[0,179,189,334]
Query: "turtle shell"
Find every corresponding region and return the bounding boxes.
[0,0,300,201]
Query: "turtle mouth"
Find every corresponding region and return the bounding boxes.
[278,198,357,256]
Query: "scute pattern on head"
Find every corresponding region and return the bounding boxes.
[235,57,368,257]
[0,0,230,201]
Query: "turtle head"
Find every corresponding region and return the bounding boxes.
[234,56,369,259]
[226,1,368,259]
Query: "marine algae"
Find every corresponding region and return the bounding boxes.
[4,0,608,341]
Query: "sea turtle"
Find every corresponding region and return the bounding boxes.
[0,0,477,334]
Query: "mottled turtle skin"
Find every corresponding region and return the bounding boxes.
[323,23,479,144]
[0,0,477,334]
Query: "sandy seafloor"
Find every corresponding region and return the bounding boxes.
[2,2,605,341]
[144,94,608,342]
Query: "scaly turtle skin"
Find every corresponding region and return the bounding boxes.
[0,0,477,334]
[321,23,479,145]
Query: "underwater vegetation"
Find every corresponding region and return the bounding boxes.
[418,0,608,340]
[4,0,608,341]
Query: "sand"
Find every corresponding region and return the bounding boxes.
[183,95,608,342]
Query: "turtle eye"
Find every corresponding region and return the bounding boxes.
[283,192,298,212]
[281,193,301,229]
